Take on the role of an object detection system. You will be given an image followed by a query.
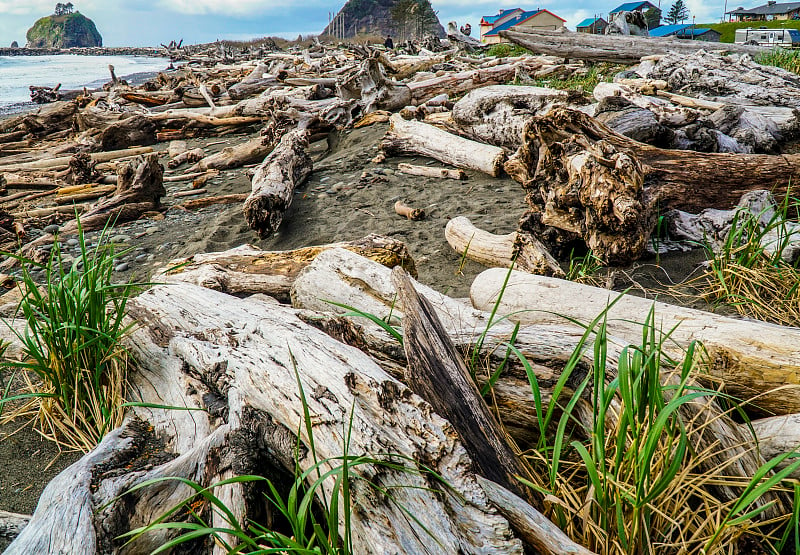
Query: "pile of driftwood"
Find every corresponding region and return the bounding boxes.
[5,28,800,552]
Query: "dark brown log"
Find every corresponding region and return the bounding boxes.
[510,107,800,264]
[243,130,311,238]
[391,267,537,506]
[99,115,157,151]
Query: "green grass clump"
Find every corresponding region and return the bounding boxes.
[533,64,621,94]
[698,20,800,44]
[485,43,531,57]
[1,220,136,451]
[692,192,800,327]
[755,47,800,74]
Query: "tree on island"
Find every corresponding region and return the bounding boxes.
[665,0,690,24]
[54,2,74,16]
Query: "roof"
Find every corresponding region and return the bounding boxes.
[610,1,657,14]
[480,8,522,25]
[676,27,719,37]
[649,23,692,36]
[484,9,567,36]
[576,17,607,27]
[726,2,800,15]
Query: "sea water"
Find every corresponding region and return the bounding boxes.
[0,55,170,114]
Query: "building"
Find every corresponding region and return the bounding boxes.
[649,24,722,41]
[726,2,800,22]
[576,17,609,34]
[480,8,566,43]
[608,1,660,21]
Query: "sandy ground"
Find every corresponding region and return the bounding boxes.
[0,120,707,546]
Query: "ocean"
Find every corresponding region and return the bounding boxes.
[0,55,171,114]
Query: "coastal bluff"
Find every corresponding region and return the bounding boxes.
[26,6,102,48]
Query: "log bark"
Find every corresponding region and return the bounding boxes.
[243,130,311,238]
[470,268,800,416]
[500,28,766,64]
[509,107,800,264]
[445,216,564,277]
[99,115,157,151]
[382,114,506,177]
[155,235,417,302]
[392,268,537,504]
[397,163,466,180]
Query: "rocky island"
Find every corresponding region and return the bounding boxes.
[26,3,102,48]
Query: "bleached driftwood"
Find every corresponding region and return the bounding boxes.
[243,130,311,238]
[382,114,506,177]
[471,268,800,415]
[445,216,563,277]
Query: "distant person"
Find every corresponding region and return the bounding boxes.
[384,35,394,49]
[460,23,472,36]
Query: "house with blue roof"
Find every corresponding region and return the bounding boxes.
[479,8,566,43]
[649,24,721,41]
[609,1,660,22]
[576,16,608,34]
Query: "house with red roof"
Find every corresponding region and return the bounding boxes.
[480,8,566,43]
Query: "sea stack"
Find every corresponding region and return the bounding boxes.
[322,0,445,39]
[26,3,102,48]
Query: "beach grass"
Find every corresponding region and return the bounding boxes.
[0,219,137,452]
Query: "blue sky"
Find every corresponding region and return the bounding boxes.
[0,1,734,47]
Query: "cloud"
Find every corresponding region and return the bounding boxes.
[154,0,321,16]
[0,1,63,15]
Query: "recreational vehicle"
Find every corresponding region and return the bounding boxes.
[734,27,800,47]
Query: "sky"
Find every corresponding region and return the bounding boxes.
[0,1,737,48]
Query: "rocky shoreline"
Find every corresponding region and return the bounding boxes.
[0,46,162,57]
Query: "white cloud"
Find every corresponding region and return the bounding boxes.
[155,0,297,15]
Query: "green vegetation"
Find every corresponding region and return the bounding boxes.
[691,192,800,327]
[485,43,531,57]
[0,221,136,451]
[26,11,102,48]
[755,47,800,74]
[698,20,800,43]
[533,65,620,94]
[664,0,690,25]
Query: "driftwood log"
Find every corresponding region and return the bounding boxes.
[243,130,312,238]
[156,234,417,302]
[445,216,564,277]
[337,57,412,113]
[382,114,506,177]
[508,107,800,264]
[471,268,800,416]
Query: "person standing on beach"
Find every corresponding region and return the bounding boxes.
[384,35,394,49]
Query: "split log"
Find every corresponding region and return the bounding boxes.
[243,130,311,238]
[500,28,765,64]
[445,216,564,277]
[187,136,274,174]
[7,283,530,553]
[397,163,466,180]
[382,114,506,177]
[508,107,800,264]
[470,268,800,416]
[392,267,536,503]
[155,235,417,302]
[337,57,412,113]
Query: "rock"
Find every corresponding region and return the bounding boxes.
[26,10,102,48]
[43,224,60,234]
[65,238,79,247]
[10,41,18,48]
[114,263,129,272]
[111,234,131,244]
[322,0,445,39]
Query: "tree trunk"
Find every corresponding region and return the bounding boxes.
[470,268,800,416]
[243,130,312,238]
[337,57,412,113]
[187,135,275,174]
[382,114,506,177]
[500,28,766,64]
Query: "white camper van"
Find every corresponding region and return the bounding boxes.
[735,27,800,47]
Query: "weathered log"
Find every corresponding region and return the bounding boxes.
[397,162,466,180]
[470,268,800,416]
[509,107,800,264]
[0,511,28,540]
[179,193,248,209]
[445,216,564,277]
[666,190,800,263]
[156,235,417,302]
[407,62,531,105]
[392,267,537,505]
[500,28,766,64]
[168,147,205,169]
[0,147,154,173]
[451,85,571,149]
[187,136,274,174]
[6,283,527,554]
[382,114,506,177]
[243,129,311,238]
[99,115,157,151]
[394,200,425,220]
[337,57,412,113]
